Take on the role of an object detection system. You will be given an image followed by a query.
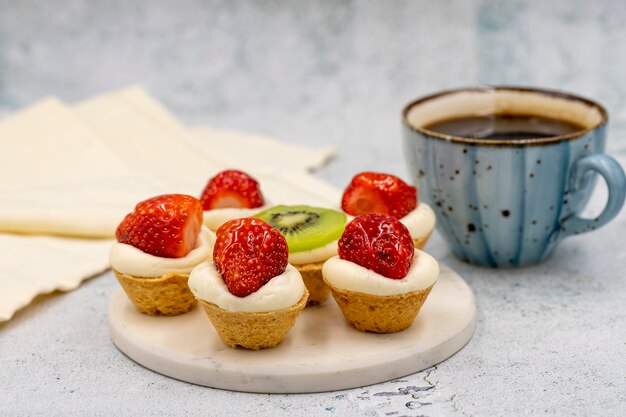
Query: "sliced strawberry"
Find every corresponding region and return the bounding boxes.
[116,194,203,258]
[338,213,414,279]
[213,218,288,297]
[200,170,265,210]
[341,172,417,219]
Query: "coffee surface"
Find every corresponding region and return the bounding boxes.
[424,114,585,140]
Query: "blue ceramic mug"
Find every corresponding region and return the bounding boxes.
[402,86,626,267]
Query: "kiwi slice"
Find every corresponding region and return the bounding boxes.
[255,205,347,253]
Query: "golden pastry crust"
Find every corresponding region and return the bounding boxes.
[293,262,329,306]
[413,231,432,250]
[325,278,434,333]
[198,290,309,350]
[113,268,196,316]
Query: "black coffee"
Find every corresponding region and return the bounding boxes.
[424,114,585,140]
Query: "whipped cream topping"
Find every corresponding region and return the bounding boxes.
[288,240,338,265]
[322,250,439,296]
[202,205,268,231]
[400,203,436,240]
[109,226,213,277]
[188,262,305,313]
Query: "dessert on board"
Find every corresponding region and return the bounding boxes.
[110,194,211,315]
[341,172,435,249]
[111,170,440,341]
[201,169,269,232]
[188,218,308,350]
[323,213,439,333]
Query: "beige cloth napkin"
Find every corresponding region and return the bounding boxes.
[0,86,339,321]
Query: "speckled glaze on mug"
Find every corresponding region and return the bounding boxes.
[402,87,626,267]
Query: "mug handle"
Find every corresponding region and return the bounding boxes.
[559,154,626,239]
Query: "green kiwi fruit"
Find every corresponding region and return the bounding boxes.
[254,205,347,253]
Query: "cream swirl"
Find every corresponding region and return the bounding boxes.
[288,240,338,265]
[202,205,268,231]
[109,226,213,277]
[188,262,305,313]
[322,250,439,296]
[400,203,436,239]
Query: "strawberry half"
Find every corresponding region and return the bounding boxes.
[116,194,203,258]
[338,213,414,279]
[341,172,417,219]
[200,169,265,210]
[213,218,288,297]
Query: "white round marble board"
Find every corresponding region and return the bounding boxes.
[108,264,476,394]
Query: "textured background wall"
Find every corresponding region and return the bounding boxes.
[1,0,625,188]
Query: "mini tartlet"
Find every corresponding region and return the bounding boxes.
[255,205,347,306]
[200,169,269,232]
[110,194,210,316]
[188,217,308,350]
[341,172,435,249]
[323,213,439,333]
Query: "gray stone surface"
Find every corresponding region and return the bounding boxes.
[1,1,626,416]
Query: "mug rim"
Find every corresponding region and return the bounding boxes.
[402,86,609,147]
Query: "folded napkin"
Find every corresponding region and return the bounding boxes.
[0,235,113,317]
[0,86,340,321]
[188,127,336,173]
[0,98,167,237]
[96,86,337,173]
